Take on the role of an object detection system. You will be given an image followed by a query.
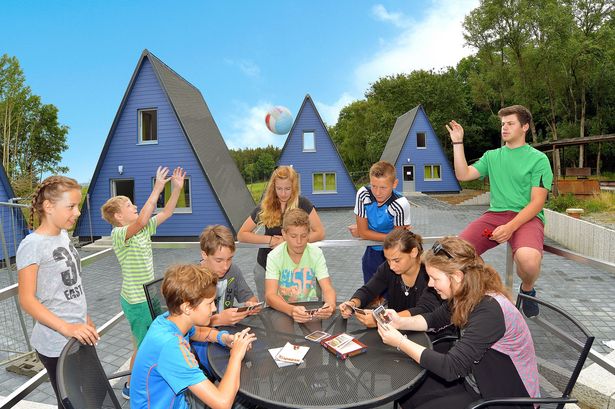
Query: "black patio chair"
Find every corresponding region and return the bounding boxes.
[144,277,166,319]
[466,293,594,409]
[57,337,123,409]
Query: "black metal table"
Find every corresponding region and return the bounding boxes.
[207,302,430,409]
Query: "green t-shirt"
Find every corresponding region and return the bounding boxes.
[473,144,553,223]
[265,242,329,303]
[112,217,157,304]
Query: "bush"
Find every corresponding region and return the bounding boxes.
[546,193,579,213]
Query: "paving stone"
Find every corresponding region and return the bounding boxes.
[2,200,614,406]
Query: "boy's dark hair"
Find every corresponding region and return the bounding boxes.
[282,208,310,231]
[383,229,423,256]
[498,105,533,127]
[200,225,236,255]
[369,161,396,182]
[162,264,217,314]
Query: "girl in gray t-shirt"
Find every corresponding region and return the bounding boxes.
[17,176,99,407]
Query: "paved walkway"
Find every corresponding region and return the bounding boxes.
[2,197,614,408]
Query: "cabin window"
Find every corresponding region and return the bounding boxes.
[138,109,158,144]
[313,172,336,193]
[153,176,192,213]
[111,179,135,204]
[303,131,315,152]
[416,132,426,149]
[424,165,441,181]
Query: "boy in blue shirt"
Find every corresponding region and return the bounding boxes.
[131,264,256,409]
[353,161,412,284]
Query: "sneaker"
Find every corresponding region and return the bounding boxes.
[520,286,539,317]
[121,382,130,400]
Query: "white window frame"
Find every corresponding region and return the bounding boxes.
[312,172,337,194]
[416,132,426,149]
[138,108,158,145]
[303,131,316,152]
[152,176,192,214]
[423,164,442,181]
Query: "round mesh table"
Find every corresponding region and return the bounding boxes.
[207,302,430,409]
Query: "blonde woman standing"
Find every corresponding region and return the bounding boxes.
[238,166,325,300]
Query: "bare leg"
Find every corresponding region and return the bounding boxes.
[513,247,542,291]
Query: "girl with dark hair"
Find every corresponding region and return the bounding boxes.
[339,229,442,327]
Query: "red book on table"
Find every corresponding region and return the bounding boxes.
[320,333,367,360]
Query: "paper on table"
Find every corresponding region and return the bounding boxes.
[275,342,310,364]
[268,347,295,367]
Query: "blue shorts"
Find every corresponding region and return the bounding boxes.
[362,247,386,284]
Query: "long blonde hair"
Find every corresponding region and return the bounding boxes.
[422,236,509,327]
[258,166,300,228]
[30,176,81,228]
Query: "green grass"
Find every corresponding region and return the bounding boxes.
[247,181,267,203]
[546,191,615,214]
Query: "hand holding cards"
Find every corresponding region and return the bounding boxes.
[236,301,265,313]
[372,305,391,328]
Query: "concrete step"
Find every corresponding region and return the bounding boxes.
[458,191,490,206]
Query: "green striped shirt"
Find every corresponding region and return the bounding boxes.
[112,217,157,304]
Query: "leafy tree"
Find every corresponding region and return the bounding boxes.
[0,54,69,193]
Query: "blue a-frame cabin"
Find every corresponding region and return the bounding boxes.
[380,105,460,194]
[73,50,254,239]
[277,95,356,208]
[0,164,27,261]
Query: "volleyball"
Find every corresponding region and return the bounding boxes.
[265,106,293,135]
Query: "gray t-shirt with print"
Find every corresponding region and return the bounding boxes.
[215,263,255,312]
[16,230,87,357]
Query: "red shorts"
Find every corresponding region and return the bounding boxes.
[459,211,544,255]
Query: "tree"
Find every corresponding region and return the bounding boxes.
[0,54,69,192]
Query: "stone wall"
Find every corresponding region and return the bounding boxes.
[544,209,615,264]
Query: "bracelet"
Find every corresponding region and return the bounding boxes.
[452,141,464,145]
[217,330,229,346]
[397,334,408,351]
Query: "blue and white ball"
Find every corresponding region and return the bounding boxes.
[265,106,293,135]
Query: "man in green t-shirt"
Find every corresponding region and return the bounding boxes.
[446,105,553,317]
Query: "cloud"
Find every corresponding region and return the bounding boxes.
[224,102,287,149]
[355,1,479,91]
[371,4,408,28]
[224,58,261,78]
[315,92,356,126]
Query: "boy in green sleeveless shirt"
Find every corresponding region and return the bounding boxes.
[446,105,553,317]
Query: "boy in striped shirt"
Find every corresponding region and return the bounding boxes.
[101,165,185,399]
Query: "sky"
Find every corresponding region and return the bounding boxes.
[2,0,479,183]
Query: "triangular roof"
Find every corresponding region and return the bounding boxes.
[380,105,421,165]
[0,164,17,199]
[83,49,254,232]
[279,94,355,179]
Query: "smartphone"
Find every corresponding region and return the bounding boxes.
[372,305,391,327]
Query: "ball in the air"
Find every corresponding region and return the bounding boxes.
[265,106,293,135]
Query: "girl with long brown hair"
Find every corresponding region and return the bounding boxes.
[237,166,325,300]
[377,236,539,409]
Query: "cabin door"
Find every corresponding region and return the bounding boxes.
[402,165,415,193]
[111,179,135,204]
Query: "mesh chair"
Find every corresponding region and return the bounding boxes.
[144,278,167,319]
[57,337,122,409]
[467,293,594,409]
